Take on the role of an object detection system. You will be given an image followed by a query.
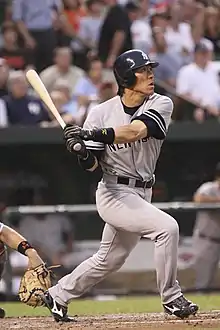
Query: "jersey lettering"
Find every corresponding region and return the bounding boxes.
[84,93,173,180]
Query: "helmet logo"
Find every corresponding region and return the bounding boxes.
[140,51,148,61]
[126,58,135,68]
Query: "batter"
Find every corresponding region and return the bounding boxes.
[40,49,199,322]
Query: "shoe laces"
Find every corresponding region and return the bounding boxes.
[176,296,190,307]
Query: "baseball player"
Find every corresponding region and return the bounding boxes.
[40,49,198,322]
[192,162,220,290]
[0,222,45,317]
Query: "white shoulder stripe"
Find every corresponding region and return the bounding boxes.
[144,111,166,135]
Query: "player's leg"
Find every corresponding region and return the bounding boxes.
[96,184,198,318]
[42,224,139,322]
[0,223,6,318]
[192,233,220,290]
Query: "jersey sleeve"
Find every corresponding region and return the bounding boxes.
[132,96,173,139]
[83,107,105,151]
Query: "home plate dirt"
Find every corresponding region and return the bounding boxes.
[1,312,220,330]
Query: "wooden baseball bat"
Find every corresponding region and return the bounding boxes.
[25,69,66,129]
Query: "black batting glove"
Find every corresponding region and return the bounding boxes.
[63,124,115,144]
[64,124,94,141]
[65,136,88,158]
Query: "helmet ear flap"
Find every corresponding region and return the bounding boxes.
[114,68,137,88]
[125,71,136,88]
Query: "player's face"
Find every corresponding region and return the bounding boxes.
[134,65,154,96]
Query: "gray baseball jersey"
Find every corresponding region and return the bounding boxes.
[49,92,183,306]
[193,181,220,289]
[194,181,220,237]
[83,93,173,181]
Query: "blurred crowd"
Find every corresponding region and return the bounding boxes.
[0,0,220,126]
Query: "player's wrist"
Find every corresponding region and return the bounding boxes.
[87,128,115,144]
[17,241,33,256]
[78,150,97,170]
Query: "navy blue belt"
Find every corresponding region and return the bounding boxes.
[117,176,154,188]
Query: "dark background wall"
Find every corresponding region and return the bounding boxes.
[0,124,219,240]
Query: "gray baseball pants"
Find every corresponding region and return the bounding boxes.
[49,178,182,306]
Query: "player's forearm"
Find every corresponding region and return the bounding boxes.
[114,121,147,143]
[78,151,99,172]
[75,121,147,145]
[0,225,29,251]
[0,225,43,264]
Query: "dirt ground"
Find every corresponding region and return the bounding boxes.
[1,312,220,330]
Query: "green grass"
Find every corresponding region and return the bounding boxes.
[1,294,220,317]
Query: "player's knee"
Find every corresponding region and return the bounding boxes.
[166,216,179,238]
[96,248,128,271]
[159,216,179,240]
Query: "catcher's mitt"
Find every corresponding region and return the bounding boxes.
[18,264,57,307]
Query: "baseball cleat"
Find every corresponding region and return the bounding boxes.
[163,295,199,319]
[0,307,5,318]
[40,291,75,323]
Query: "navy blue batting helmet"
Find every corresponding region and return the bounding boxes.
[113,49,159,88]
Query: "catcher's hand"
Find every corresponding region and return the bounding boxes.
[18,264,56,307]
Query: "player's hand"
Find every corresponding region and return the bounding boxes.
[64,124,94,141]
[65,135,88,158]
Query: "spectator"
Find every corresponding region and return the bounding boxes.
[176,42,220,121]
[2,70,50,126]
[78,0,103,51]
[41,90,75,127]
[40,47,85,96]
[99,81,117,102]
[62,0,87,35]
[0,21,34,71]
[52,79,78,116]
[150,12,168,31]
[73,80,117,125]
[98,0,133,68]
[12,0,62,72]
[204,6,220,59]
[164,4,194,55]
[151,27,184,88]
[0,0,10,28]
[61,57,103,125]
[63,0,103,69]
[74,57,103,108]
[128,1,153,54]
[0,58,9,97]
[139,0,149,21]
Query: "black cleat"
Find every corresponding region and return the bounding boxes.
[163,295,199,319]
[0,307,5,318]
[40,291,75,323]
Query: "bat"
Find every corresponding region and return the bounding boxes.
[25,69,66,129]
